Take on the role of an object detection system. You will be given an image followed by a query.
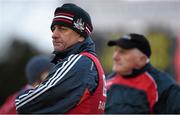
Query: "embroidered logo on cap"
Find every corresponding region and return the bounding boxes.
[122,35,131,40]
[73,18,85,32]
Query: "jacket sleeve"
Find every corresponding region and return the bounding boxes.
[105,85,150,114]
[15,54,98,113]
[154,85,180,113]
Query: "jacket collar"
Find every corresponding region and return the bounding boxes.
[51,37,95,64]
[121,63,152,78]
[107,63,152,79]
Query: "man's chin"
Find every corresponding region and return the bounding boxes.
[113,65,122,70]
[113,67,120,72]
[112,67,127,74]
[54,48,63,52]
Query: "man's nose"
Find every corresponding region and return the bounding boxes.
[52,28,59,39]
[113,52,120,60]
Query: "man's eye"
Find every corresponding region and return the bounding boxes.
[58,27,68,31]
[51,26,55,32]
[114,48,126,54]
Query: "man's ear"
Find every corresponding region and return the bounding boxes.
[135,55,148,69]
[78,36,85,42]
[140,55,148,67]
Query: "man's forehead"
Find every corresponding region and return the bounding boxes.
[114,46,132,51]
[114,46,142,54]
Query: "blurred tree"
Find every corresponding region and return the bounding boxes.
[0,38,41,106]
[147,26,176,79]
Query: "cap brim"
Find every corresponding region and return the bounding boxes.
[107,39,135,49]
[107,40,118,46]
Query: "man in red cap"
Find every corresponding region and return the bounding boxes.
[15,3,106,114]
[105,33,180,114]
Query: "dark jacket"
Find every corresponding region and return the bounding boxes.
[105,63,180,114]
[15,37,106,113]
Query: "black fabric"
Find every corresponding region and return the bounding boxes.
[107,33,151,57]
[148,66,180,113]
[154,85,180,113]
